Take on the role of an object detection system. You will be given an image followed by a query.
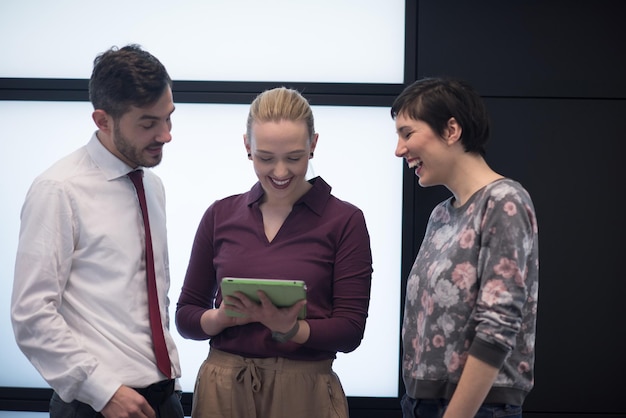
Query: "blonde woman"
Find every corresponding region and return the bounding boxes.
[176,87,373,418]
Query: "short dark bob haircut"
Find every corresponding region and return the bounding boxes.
[391,77,491,156]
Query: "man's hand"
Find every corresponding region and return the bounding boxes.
[101,385,155,418]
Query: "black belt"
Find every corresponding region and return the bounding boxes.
[133,379,175,406]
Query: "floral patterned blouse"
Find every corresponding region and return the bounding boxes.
[402,178,539,406]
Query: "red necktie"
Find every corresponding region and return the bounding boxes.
[128,170,172,378]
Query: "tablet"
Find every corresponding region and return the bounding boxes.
[220,277,307,319]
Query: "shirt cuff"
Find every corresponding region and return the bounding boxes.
[468,336,510,369]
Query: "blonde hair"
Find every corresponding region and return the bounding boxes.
[245,87,315,144]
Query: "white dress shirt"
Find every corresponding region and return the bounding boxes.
[11,133,181,412]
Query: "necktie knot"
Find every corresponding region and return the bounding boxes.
[127,169,144,190]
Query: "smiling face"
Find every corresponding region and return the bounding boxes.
[246,119,317,204]
[94,86,175,168]
[394,112,455,188]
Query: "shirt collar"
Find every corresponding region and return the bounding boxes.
[246,176,331,216]
[85,131,136,181]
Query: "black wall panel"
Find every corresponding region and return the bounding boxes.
[417,0,626,99]
[486,98,626,414]
[413,1,626,416]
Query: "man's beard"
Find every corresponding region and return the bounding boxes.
[113,124,162,168]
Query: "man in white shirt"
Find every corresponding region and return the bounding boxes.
[11,44,183,418]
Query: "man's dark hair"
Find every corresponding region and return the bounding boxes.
[89,44,172,120]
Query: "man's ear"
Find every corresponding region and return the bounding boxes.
[445,117,462,145]
[92,109,112,134]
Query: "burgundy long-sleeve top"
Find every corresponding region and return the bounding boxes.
[176,177,373,360]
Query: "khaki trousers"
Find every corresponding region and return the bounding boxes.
[191,348,349,418]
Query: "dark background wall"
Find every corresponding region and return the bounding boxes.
[398,1,626,418]
[2,1,625,417]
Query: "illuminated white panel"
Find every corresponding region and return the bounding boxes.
[0,0,405,83]
[0,100,401,397]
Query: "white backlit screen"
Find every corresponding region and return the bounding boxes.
[0,0,405,83]
[0,0,406,400]
[0,100,402,397]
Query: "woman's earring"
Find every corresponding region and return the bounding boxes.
[248,153,252,158]
[309,152,314,158]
